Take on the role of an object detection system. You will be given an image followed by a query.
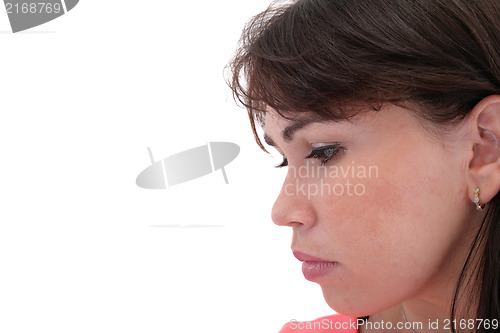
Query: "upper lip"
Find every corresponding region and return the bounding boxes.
[293,250,334,262]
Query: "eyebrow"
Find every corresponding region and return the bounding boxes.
[264,116,330,147]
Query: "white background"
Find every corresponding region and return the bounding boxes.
[0,1,334,332]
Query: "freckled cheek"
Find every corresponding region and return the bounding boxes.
[319,180,428,278]
[316,172,395,234]
[314,160,432,258]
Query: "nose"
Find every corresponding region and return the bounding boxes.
[271,172,317,228]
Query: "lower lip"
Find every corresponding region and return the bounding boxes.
[302,261,338,281]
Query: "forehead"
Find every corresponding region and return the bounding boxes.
[263,108,372,141]
[263,110,320,145]
[263,109,336,132]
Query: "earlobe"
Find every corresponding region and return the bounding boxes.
[468,95,500,206]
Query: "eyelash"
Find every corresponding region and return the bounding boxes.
[306,144,342,165]
[276,157,289,168]
[275,144,342,168]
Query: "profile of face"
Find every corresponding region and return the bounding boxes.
[264,103,489,317]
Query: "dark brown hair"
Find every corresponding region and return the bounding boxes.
[228,0,500,331]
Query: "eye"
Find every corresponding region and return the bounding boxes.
[275,156,288,168]
[306,144,342,166]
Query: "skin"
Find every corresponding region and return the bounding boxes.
[263,100,500,333]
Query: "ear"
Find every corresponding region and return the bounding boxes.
[467,95,500,207]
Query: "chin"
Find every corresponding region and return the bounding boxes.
[322,289,373,317]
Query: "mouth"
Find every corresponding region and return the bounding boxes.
[293,250,338,282]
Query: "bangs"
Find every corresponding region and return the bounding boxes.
[228,2,380,150]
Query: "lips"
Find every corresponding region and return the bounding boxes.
[293,251,332,262]
[293,250,338,281]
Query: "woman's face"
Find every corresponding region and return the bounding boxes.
[264,104,480,316]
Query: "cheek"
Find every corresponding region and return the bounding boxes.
[313,143,467,314]
[330,139,463,239]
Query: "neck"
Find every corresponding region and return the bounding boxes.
[361,299,452,333]
[402,299,452,333]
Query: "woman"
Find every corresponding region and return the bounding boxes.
[228,0,500,332]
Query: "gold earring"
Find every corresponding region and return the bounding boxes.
[474,188,485,210]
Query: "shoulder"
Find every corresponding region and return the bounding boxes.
[279,314,359,333]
